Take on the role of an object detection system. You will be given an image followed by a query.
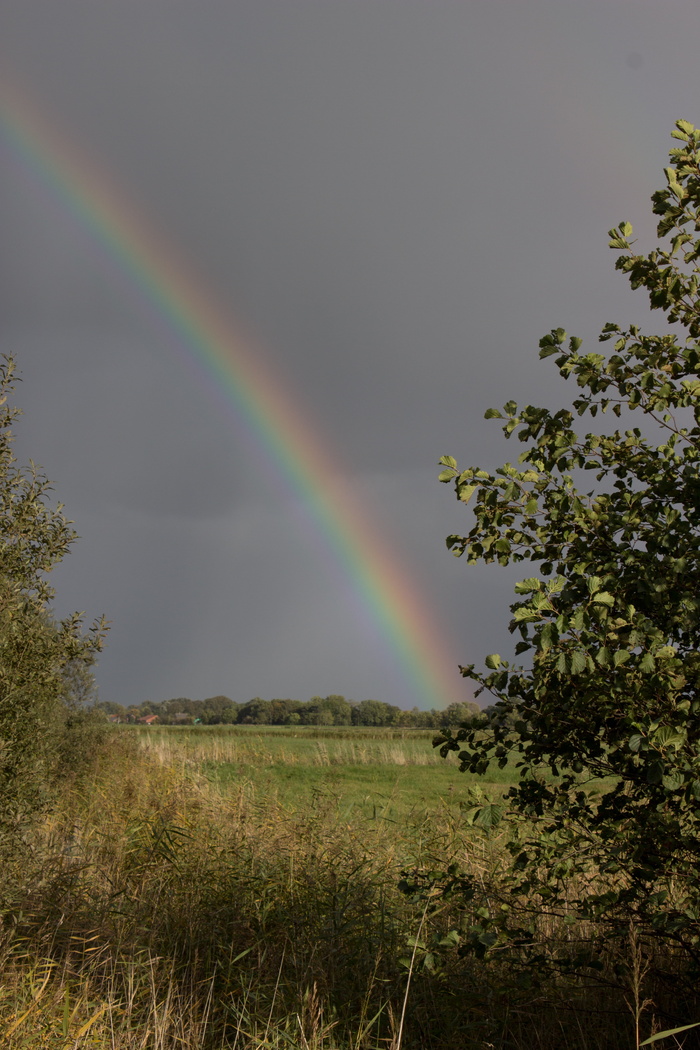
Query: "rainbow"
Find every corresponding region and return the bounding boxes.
[0,79,465,710]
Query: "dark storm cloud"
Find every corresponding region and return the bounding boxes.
[8,331,247,518]
[2,0,700,706]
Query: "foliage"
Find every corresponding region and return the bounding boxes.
[106,693,482,728]
[61,654,99,707]
[0,732,652,1050]
[434,121,700,981]
[0,356,106,827]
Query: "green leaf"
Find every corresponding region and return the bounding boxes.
[570,651,587,674]
[438,455,457,468]
[653,726,686,749]
[475,803,503,829]
[484,408,503,419]
[484,654,501,670]
[662,771,685,791]
[514,578,543,594]
[640,1021,700,1045]
[613,650,631,667]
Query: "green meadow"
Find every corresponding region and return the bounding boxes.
[133,724,517,819]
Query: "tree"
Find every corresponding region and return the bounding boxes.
[269,698,304,724]
[200,695,239,724]
[95,701,127,718]
[237,698,272,724]
[439,702,481,729]
[317,695,353,725]
[352,699,401,726]
[61,655,99,706]
[0,356,106,825]
[434,121,700,979]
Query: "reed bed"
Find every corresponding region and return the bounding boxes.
[0,729,684,1049]
[132,726,445,770]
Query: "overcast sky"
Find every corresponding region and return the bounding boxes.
[1,0,700,710]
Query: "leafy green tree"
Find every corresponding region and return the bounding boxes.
[435,121,700,975]
[439,702,481,729]
[301,696,324,725]
[61,655,99,707]
[399,707,444,728]
[0,356,106,825]
[352,699,401,726]
[237,698,272,724]
[95,701,126,718]
[318,695,353,725]
[200,695,239,724]
[269,698,304,724]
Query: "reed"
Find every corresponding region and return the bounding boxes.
[0,728,689,1048]
[131,725,447,769]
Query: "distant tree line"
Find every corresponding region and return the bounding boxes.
[96,694,484,729]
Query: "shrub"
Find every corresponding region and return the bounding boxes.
[435,121,700,998]
[0,356,106,839]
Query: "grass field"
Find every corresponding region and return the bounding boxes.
[132,724,517,819]
[0,724,673,1050]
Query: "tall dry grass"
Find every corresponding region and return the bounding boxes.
[133,726,445,770]
[0,730,686,1049]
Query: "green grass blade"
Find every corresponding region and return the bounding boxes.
[641,1021,700,1045]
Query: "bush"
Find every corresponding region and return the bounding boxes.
[435,121,700,999]
[0,356,106,838]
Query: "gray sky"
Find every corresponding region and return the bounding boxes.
[1,0,699,709]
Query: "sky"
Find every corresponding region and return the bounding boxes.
[1,0,700,710]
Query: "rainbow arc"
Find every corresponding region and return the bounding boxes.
[0,79,464,710]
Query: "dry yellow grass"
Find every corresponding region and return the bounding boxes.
[0,729,676,1050]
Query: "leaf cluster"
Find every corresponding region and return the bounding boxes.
[435,121,700,975]
[0,356,107,827]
